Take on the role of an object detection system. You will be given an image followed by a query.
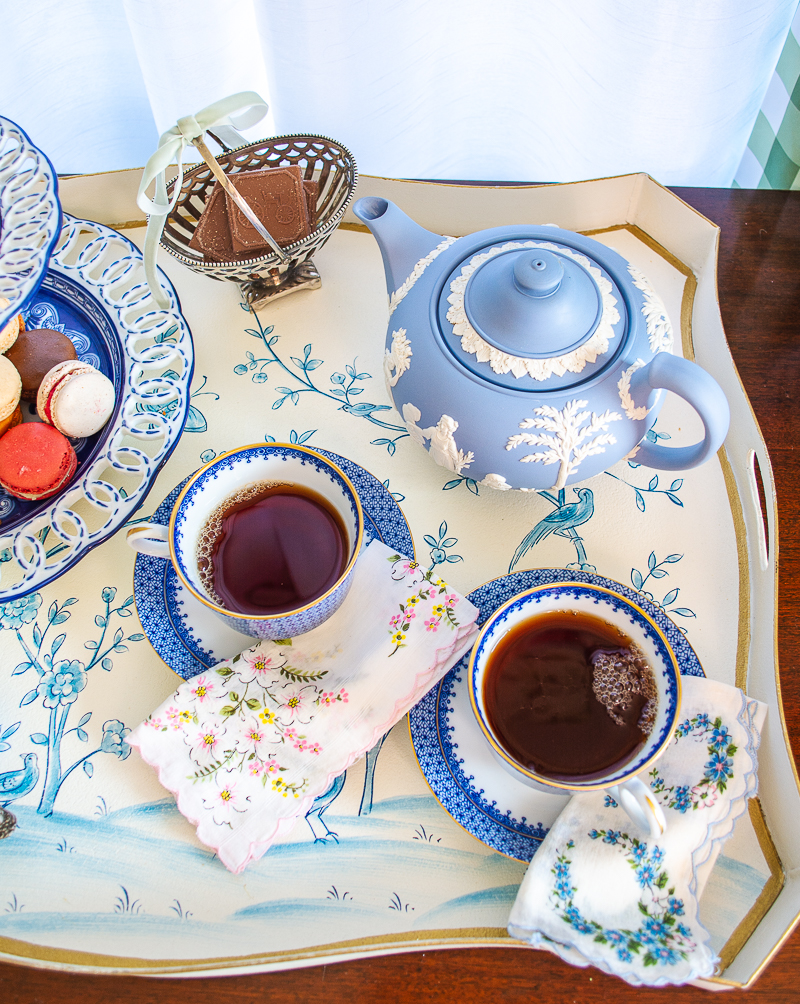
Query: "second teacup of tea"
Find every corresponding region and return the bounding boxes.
[469,581,682,838]
[127,444,364,639]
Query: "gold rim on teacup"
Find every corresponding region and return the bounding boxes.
[467,582,682,793]
[128,443,364,624]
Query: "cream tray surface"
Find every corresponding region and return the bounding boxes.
[0,172,787,987]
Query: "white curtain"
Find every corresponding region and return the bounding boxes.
[2,0,797,186]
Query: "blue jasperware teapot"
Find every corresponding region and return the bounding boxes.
[353,197,730,491]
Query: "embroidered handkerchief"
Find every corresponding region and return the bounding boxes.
[129,540,479,873]
[507,676,767,986]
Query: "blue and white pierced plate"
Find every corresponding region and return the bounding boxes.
[0,115,62,334]
[0,214,194,600]
[133,451,415,679]
[409,568,705,862]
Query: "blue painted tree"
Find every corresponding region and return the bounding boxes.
[4,587,143,816]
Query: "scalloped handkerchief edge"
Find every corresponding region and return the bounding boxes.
[128,540,479,872]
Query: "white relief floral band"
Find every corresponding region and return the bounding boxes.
[129,540,480,873]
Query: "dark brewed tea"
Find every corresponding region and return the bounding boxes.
[483,610,657,781]
[197,482,348,616]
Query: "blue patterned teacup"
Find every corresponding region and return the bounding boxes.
[127,444,364,639]
[469,582,682,838]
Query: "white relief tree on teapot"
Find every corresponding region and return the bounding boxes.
[506,399,623,490]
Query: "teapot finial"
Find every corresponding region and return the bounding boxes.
[513,250,563,297]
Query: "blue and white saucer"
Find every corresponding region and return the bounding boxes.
[133,451,414,680]
[409,568,705,862]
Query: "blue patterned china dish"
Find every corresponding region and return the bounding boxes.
[469,581,681,837]
[353,197,730,490]
[0,115,62,334]
[410,569,704,861]
[0,214,193,600]
[133,451,414,679]
[127,444,364,640]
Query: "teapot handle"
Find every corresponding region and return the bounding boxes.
[631,353,730,471]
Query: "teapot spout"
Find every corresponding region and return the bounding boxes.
[353,197,445,296]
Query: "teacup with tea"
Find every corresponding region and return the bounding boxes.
[127,444,364,639]
[469,582,682,837]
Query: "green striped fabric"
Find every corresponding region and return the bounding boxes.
[735,9,800,189]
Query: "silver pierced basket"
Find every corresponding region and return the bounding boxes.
[160,134,357,309]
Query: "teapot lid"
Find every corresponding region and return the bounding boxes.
[438,237,628,391]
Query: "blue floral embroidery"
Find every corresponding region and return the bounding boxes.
[649,713,737,811]
[550,831,695,969]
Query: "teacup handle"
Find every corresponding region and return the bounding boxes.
[608,777,667,839]
[126,522,170,559]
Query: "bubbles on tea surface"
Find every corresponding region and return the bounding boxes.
[196,481,289,606]
[590,644,657,735]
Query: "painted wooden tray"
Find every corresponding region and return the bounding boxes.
[0,174,788,987]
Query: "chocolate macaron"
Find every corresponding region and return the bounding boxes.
[37,360,115,438]
[0,423,78,500]
[6,326,78,401]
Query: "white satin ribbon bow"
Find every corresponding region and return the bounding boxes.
[136,91,269,308]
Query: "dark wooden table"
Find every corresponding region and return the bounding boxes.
[2,186,798,1002]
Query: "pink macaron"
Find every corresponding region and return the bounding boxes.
[37,360,115,438]
[0,422,77,500]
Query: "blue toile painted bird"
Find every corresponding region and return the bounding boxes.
[510,487,595,571]
[0,752,39,807]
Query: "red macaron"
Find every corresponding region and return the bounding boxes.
[0,423,78,500]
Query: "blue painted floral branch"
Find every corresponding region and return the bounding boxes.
[630,552,696,625]
[234,311,409,453]
[606,471,685,512]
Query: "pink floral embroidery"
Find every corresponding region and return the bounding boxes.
[204,778,249,825]
[165,706,183,731]
[317,687,349,707]
[235,716,272,758]
[283,690,305,717]
[387,567,461,655]
[191,676,214,703]
[236,648,283,683]
[190,725,222,765]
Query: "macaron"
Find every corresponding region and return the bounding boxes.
[0,422,77,500]
[0,355,22,437]
[37,361,115,438]
[0,298,21,354]
[6,326,78,400]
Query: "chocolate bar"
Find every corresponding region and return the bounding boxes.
[188,166,318,262]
